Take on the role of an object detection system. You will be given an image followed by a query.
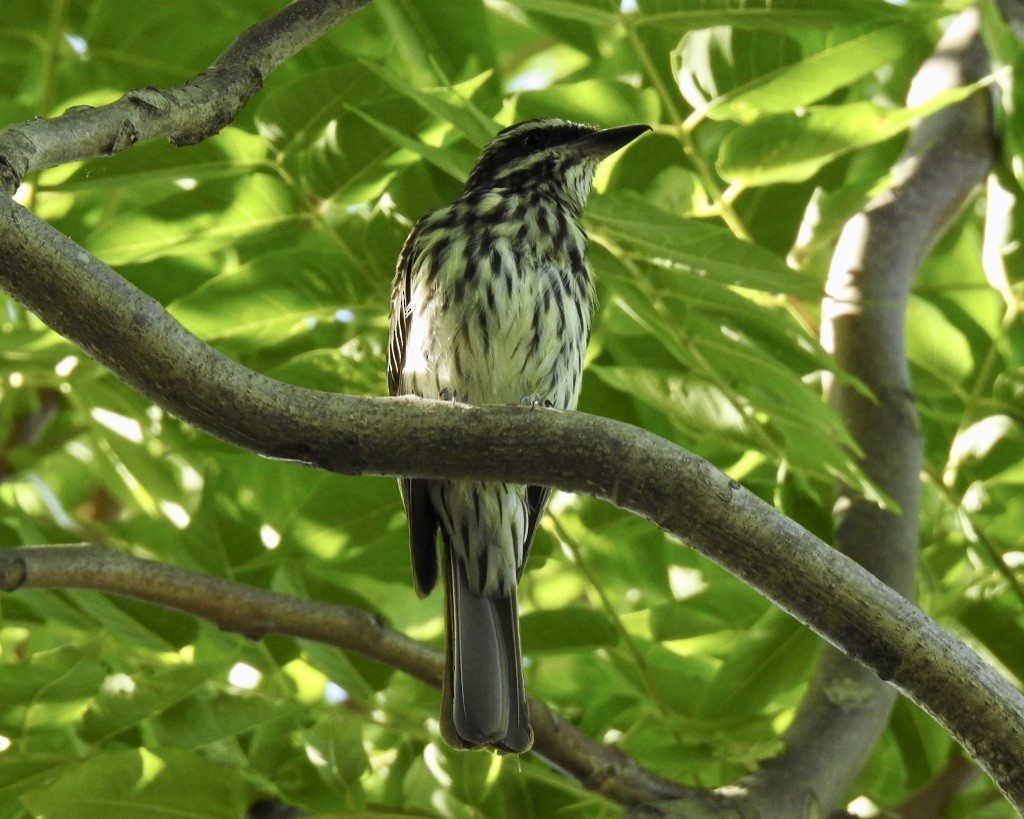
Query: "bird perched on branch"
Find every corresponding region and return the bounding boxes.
[388,118,650,752]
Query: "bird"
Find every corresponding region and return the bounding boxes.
[387,118,650,753]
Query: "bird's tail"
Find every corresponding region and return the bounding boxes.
[440,546,533,753]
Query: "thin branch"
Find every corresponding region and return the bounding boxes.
[0,0,374,194]
[894,756,981,819]
[740,10,996,816]
[0,544,689,807]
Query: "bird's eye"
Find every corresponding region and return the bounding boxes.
[521,132,546,150]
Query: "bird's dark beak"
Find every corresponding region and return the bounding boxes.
[573,124,651,159]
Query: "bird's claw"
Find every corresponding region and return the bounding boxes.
[521,394,554,410]
[439,388,460,404]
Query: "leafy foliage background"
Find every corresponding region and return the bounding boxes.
[1,0,1022,816]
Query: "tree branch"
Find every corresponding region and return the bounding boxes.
[1,202,1024,807]
[0,0,373,195]
[0,544,689,807]
[2,0,1024,812]
[894,756,981,819]
[740,10,995,816]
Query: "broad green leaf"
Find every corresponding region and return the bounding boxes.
[650,587,767,642]
[0,645,106,734]
[719,80,993,186]
[360,61,498,148]
[82,1,255,88]
[150,691,306,750]
[255,64,423,206]
[168,249,355,342]
[371,0,497,86]
[520,606,619,652]
[18,748,246,819]
[347,106,474,182]
[960,599,1024,686]
[593,365,751,440]
[587,194,814,295]
[514,80,661,132]
[676,27,802,118]
[697,609,819,717]
[83,173,300,265]
[905,297,975,382]
[948,415,1024,485]
[54,129,267,194]
[0,755,71,819]
[79,663,224,744]
[302,714,370,785]
[505,0,616,26]
[693,25,925,122]
[887,698,952,788]
[635,0,933,33]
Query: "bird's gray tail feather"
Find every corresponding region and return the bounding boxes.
[440,548,533,753]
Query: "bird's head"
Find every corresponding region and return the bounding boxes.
[462,118,650,213]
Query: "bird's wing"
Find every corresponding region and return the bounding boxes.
[387,225,418,398]
[389,221,440,597]
[519,485,551,581]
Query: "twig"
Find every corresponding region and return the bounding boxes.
[0,0,374,194]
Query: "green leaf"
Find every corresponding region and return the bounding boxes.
[255,64,423,206]
[302,714,370,786]
[83,173,300,265]
[697,609,820,717]
[676,27,802,118]
[168,249,355,342]
[79,664,224,744]
[948,415,1024,484]
[520,606,619,652]
[650,588,767,641]
[690,25,926,122]
[506,0,615,27]
[718,80,993,186]
[960,599,1024,686]
[593,365,750,439]
[371,0,497,86]
[514,80,661,131]
[905,296,975,382]
[347,106,474,182]
[635,0,933,33]
[0,646,106,734]
[18,748,246,819]
[587,194,813,295]
[55,129,267,194]
[359,61,498,148]
[151,692,306,750]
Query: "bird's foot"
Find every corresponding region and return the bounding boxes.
[439,387,461,404]
[520,394,554,410]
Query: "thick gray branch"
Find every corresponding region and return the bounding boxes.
[0,545,688,808]
[0,0,373,194]
[741,10,995,816]
[1,199,1024,808]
